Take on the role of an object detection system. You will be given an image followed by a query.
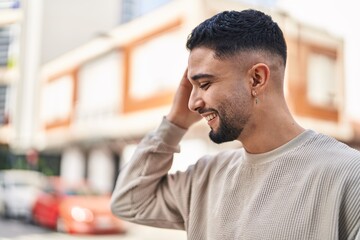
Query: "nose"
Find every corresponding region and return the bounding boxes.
[188,88,204,113]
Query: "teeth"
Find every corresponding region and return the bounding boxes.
[205,113,217,121]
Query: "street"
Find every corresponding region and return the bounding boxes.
[0,218,187,240]
[0,218,51,238]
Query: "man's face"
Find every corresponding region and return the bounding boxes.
[187,47,253,143]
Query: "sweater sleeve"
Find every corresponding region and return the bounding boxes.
[110,117,190,230]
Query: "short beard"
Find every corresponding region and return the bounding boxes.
[209,115,242,144]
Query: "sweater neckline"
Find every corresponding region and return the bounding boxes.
[243,129,316,165]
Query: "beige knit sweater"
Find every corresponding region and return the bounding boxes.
[111,118,360,240]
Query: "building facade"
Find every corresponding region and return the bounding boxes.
[0,0,359,192]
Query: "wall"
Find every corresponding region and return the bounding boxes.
[41,0,120,64]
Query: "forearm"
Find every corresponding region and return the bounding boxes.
[110,117,187,229]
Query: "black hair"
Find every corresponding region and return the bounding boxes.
[186,9,287,65]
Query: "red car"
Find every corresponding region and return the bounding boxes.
[32,177,126,234]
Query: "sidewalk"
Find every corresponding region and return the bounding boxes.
[0,222,187,240]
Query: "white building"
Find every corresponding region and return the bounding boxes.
[0,0,359,192]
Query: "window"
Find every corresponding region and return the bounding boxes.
[123,18,187,113]
[0,85,9,125]
[128,27,187,100]
[287,41,341,122]
[307,52,338,109]
[0,24,20,69]
[228,0,277,7]
[121,0,173,23]
[40,74,75,129]
[0,26,11,67]
[75,51,123,122]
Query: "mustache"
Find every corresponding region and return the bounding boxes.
[198,108,218,115]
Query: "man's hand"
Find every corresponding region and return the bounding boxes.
[166,69,202,129]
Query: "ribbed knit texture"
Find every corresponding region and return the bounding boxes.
[111,118,360,240]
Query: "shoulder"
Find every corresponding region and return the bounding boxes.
[282,131,360,184]
[303,132,360,181]
[299,131,360,162]
[313,132,360,162]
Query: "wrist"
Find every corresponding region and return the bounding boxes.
[157,117,187,145]
[166,114,190,130]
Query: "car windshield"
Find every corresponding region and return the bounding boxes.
[6,182,30,188]
[44,178,100,196]
[62,186,98,196]
[0,170,44,189]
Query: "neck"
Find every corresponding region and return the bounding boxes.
[239,106,305,154]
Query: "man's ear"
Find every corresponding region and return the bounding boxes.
[249,63,270,89]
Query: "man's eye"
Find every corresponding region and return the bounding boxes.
[199,82,210,89]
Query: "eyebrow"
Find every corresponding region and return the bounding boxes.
[189,73,215,82]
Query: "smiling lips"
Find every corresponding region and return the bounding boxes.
[205,113,217,122]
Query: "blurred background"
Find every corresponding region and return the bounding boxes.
[0,0,360,239]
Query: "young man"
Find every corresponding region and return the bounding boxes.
[111,9,360,239]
